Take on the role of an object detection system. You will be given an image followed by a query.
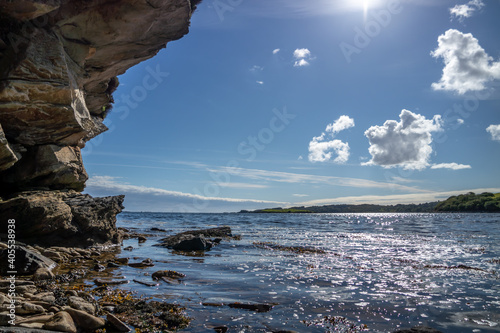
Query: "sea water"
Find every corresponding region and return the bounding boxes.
[113,212,500,332]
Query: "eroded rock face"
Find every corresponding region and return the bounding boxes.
[0,0,200,246]
[0,190,124,246]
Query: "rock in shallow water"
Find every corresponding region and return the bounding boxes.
[393,326,443,333]
[158,226,235,251]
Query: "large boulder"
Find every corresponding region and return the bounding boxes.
[0,190,124,247]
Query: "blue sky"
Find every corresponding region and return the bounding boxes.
[83,0,500,212]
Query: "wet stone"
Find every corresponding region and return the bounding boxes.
[227,302,274,312]
[133,279,159,287]
[128,258,154,268]
[94,278,129,286]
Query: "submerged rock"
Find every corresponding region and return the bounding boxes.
[227,302,274,313]
[128,258,154,268]
[152,270,186,280]
[393,326,443,333]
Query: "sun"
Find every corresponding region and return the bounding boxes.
[346,0,384,21]
[363,1,370,20]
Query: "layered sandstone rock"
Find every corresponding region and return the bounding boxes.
[0,0,200,246]
[0,190,124,247]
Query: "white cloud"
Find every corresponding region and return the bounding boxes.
[293,48,311,59]
[487,124,500,141]
[457,118,465,125]
[431,29,500,94]
[85,176,284,213]
[308,115,355,164]
[325,115,356,135]
[294,59,309,67]
[450,0,484,21]
[293,194,309,197]
[309,140,350,163]
[431,163,472,170]
[293,48,314,67]
[256,81,264,85]
[273,48,280,54]
[363,109,443,170]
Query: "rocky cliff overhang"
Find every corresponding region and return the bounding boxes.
[0,0,201,246]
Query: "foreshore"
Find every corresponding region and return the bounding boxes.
[0,229,192,333]
[0,225,448,333]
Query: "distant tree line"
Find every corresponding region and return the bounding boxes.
[241,192,500,214]
[434,192,500,212]
[241,202,439,214]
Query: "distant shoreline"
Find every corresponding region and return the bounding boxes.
[239,192,500,214]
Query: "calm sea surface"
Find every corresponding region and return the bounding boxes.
[113,212,500,332]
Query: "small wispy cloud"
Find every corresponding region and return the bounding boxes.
[256,81,264,85]
[292,194,309,197]
[450,0,484,21]
[250,65,264,72]
[431,163,472,170]
[85,176,284,213]
[273,48,281,54]
[207,166,429,193]
[486,124,500,141]
[218,182,268,189]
